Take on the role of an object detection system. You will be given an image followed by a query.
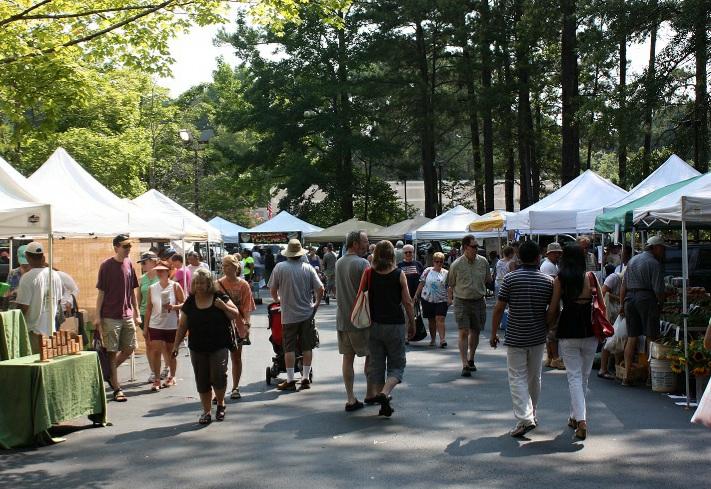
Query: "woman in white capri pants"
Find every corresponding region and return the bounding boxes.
[547,244,601,441]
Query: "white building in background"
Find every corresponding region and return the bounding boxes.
[255,180,521,221]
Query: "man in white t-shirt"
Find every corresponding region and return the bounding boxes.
[15,242,63,349]
[540,242,562,277]
[186,251,209,275]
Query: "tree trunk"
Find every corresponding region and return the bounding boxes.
[496,60,516,212]
[642,5,657,176]
[586,64,600,170]
[337,24,354,218]
[617,1,628,187]
[560,0,580,184]
[415,20,438,217]
[480,0,495,212]
[515,1,534,207]
[532,93,541,201]
[466,73,485,214]
[693,0,709,172]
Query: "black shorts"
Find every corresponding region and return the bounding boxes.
[624,291,660,339]
[421,299,448,319]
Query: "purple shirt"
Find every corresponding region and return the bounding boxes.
[96,257,139,319]
[173,266,192,293]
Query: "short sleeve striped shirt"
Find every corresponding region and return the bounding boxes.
[498,265,554,348]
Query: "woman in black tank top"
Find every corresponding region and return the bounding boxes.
[364,241,416,417]
[547,244,599,441]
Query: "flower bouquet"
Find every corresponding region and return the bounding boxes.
[669,339,711,377]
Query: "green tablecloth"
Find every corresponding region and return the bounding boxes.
[0,309,31,361]
[0,351,107,449]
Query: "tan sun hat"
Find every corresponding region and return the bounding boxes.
[222,254,241,267]
[282,238,307,258]
[546,242,563,255]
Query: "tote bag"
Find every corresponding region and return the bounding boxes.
[350,268,372,329]
[588,272,614,341]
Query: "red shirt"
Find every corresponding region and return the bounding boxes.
[96,257,139,319]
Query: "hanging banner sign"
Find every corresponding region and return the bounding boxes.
[238,231,302,244]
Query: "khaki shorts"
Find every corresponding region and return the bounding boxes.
[283,318,318,353]
[102,317,137,353]
[338,329,370,357]
[454,298,486,332]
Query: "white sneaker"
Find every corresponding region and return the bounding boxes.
[147,372,155,384]
[160,367,169,380]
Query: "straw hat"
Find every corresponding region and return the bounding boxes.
[546,242,563,255]
[282,238,307,257]
[222,254,241,268]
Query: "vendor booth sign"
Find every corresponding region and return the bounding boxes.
[239,231,302,244]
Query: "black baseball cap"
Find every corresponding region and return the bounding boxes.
[113,234,131,247]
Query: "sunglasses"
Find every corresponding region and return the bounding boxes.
[404,251,413,254]
[433,260,443,263]
[121,244,132,249]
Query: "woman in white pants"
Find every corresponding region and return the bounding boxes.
[547,244,600,441]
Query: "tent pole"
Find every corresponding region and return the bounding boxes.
[206,240,211,275]
[681,210,690,408]
[8,238,13,272]
[48,232,54,334]
[630,226,636,256]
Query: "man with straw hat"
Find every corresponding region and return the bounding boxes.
[540,242,563,278]
[268,239,324,391]
[540,242,564,370]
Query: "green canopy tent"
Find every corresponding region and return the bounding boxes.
[594,175,703,233]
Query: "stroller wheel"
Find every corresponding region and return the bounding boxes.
[309,370,313,382]
[266,366,272,385]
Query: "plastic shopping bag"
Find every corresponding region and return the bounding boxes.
[691,377,711,428]
[604,315,628,354]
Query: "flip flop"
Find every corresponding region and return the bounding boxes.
[597,372,615,380]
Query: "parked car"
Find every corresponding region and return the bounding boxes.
[663,244,711,292]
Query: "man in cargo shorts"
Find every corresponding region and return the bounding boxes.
[336,230,371,411]
[96,234,140,402]
[269,239,324,391]
[448,235,492,377]
[619,235,666,386]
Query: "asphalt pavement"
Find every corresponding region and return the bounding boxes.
[2,298,710,489]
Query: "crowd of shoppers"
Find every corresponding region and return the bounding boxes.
[75,230,676,442]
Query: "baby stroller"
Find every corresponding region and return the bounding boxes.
[266,302,314,385]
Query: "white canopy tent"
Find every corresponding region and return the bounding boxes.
[632,173,711,408]
[576,154,700,232]
[371,215,431,241]
[0,154,55,337]
[413,205,496,240]
[306,218,382,243]
[506,170,627,234]
[29,148,183,239]
[0,155,51,236]
[632,172,711,226]
[251,211,323,235]
[133,189,221,242]
[208,216,248,244]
